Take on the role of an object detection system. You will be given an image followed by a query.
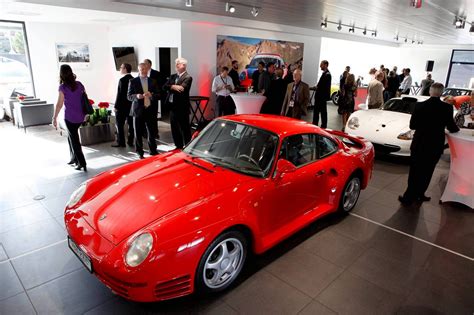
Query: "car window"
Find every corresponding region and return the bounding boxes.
[381,98,417,114]
[316,135,338,159]
[280,134,317,167]
[184,120,278,177]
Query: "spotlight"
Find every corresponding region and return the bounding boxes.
[321,18,327,28]
[349,26,355,33]
[225,2,236,13]
[470,23,474,33]
[362,28,367,35]
[371,31,377,37]
[412,39,415,44]
[394,34,399,41]
[251,7,259,17]
[185,0,193,7]
[454,16,465,29]
[337,22,342,31]
[404,37,408,43]
[418,40,423,45]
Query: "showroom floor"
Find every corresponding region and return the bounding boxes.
[0,105,473,315]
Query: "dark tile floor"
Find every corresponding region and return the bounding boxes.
[0,105,473,314]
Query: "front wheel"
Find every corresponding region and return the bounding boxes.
[195,231,247,294]
[331,92,339,105]
[339,176,361,212]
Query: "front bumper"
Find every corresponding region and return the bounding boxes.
[65,213,196,302]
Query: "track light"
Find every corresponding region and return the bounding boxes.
[251,6,259,17]
[454,16,465,29]
[469,22,474,33]
[185,0,193,7]
[362,28,367,35]
[418,40,423,45]
[337,22,342,31]
[348,26,355,33]
[321,18,327,28]
[404,37,408,43]
[394,34,399,41]
[225,2,236,13]
[371,31,377,37]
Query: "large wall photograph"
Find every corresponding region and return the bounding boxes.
[216,35,304,87]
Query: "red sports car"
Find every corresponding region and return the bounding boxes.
[65,115,374,302]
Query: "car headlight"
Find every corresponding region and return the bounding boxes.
[347,117,360,129]
[125,233,153,267]
[397,130,415,140]
[67,184,87,208]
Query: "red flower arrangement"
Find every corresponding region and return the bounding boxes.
[98,102,109,109]
[17,95,25,101]
[89,99,95,105]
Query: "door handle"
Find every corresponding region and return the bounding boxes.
[315,170,326,177]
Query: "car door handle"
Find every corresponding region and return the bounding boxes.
[315,170,325,177]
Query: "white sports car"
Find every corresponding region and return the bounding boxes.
[345,96,430,157]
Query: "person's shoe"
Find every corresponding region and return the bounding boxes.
[127,141,134,146]
[138,154,145,159]
[111,143,125,147]
[417,195,431,202]
[398,195,414,206]
[75,165,87,172]
[67,160,76,165]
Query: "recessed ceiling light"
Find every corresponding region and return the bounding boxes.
[225,2,236,13]
[185,0,193,7]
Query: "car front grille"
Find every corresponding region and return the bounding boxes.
[154,275,192,300]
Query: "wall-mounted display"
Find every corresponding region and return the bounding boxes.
[56,43,90,68]
[216,35,304,88]
[112,47,138,72]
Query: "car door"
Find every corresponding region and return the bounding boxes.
[258,133,323,234]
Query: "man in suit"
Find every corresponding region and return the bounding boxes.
[313,60,331,128]
[261,67,287,115]
[143,59,167,138]
[127,63,160,159]
[228,60,241,91]
[112,63,134,147]
[281,69,310,120]
[399,82,459,206]
[163,57,193,149]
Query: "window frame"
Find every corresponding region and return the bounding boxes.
[0,19,35,97]
[446,49,474,89]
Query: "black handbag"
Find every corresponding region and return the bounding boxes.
[81,91,94,115]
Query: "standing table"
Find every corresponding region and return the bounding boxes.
[440,129,474,208]
[189,96,210,129]
[230,93,266,114]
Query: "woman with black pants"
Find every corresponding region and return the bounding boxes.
[52,65,87,171]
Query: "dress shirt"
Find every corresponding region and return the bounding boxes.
[400,74,412,91]
[139,76,150,107]
[212,75,234,97]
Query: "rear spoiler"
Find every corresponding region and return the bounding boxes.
[324,129,370,150]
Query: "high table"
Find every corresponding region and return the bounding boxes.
[230,93,266,114]
[440,129,474,208]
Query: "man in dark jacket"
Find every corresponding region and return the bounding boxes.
[127,63,160,159]
[144,59,167,138]
[112,63,134,147]
[163,57,193,149]
[261,67,287,115]
[313,60,331,128]
[228,60,241,91]
[399,82,459,205]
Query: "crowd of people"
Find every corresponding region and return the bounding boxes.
[52,56,470,177]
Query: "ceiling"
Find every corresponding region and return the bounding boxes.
[1,0,474,45]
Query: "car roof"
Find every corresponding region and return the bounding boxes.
[445,87,473,91]
[389,95,430,102]
[221,114,323,138]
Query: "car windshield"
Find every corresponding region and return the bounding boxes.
[442,89,471,96]
[248,57,280,68]
[184,120,279,177]
[381,98,418,114]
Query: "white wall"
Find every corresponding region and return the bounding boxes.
[320,37,400,85]
[26,22,116,105]
[108,20,181,77]
[180,21,322,116]
[399,44,474,86]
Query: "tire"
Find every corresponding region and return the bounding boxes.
[331,92,339,105]
[339,176,361,212]
[195,230,247,294]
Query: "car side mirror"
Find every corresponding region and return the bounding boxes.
[191,130,200,140]
[275,159,296,178]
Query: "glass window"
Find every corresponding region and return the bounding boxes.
[446,50,474,89]
[0,21,34,98]
[381,98,417,114]
[184,120,279,177]
[280,134,317,167]
[316,135,338,159]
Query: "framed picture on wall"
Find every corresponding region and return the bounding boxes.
[56,43,90,68]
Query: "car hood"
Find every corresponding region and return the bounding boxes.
[352,109,410,132]
[81,153,245,245]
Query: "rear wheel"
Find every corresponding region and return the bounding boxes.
[195,231,247,294]
[339,176,361,212]
[331,92,339,105]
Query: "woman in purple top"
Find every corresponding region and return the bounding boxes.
[52,64,87,171]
